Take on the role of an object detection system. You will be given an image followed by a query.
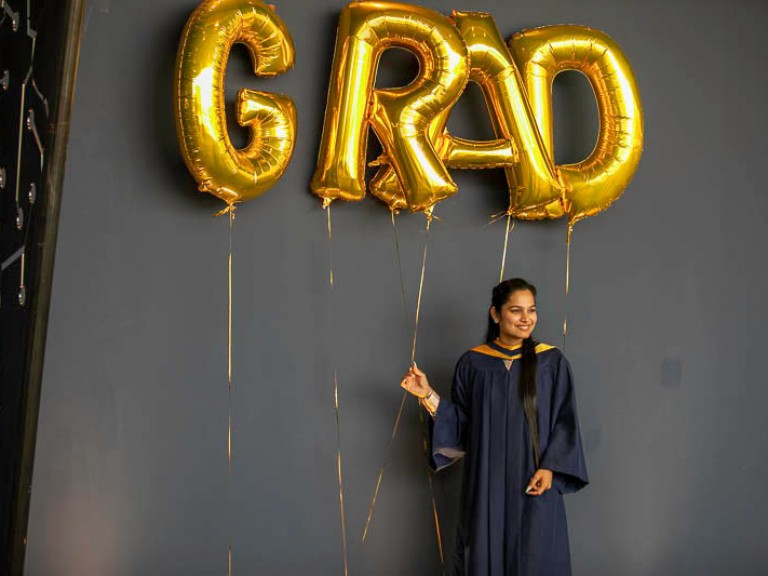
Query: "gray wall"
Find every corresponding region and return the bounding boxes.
[25,0,768,574]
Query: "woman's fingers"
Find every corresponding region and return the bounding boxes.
[526,469,553,496]
[400,374,426,396]
[527,485,547,496]
[526,479,543,496]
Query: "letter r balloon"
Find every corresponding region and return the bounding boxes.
[310,1,469,213]
[174,0,297,206]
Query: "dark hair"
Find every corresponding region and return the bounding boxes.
[485,278,542,467]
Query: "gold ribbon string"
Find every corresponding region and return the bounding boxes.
[392,210,414,343]
[412,213,444,572]
[228,207,234,576]
[499,213,516,283]
[420,409,445,575]
[410,213,431,365]
[563,222,574,351]
[361,390,407,543]
[363,212,445,575]
[214,203,237,576]
[361,210,420,543]
[325,203,349,576]
[359,209,413,541]
[334,369,349,576]
[217,204,236,576]
[227,208,233,474]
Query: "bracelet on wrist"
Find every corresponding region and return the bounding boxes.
[419,389,439,417]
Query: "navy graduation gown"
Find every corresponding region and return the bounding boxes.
[430,340,588,576]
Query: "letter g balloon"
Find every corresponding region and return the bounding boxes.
[174,0,297,206]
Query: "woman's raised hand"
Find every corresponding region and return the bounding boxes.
[400,363,432,398]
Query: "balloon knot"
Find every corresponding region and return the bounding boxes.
[420,207,441,223]
[322,198,333,210]
[488,209,512,226]
[214,203,238,218]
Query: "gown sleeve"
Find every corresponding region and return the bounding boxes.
[429,355,471,471]
[539,352,589,494]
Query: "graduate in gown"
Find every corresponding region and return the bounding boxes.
[401,278,588,576]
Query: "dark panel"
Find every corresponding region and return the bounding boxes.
[0,1,83,574]
[22,1,768,575]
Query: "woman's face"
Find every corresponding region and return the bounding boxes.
[491,289,537,344]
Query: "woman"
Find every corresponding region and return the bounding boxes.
[401,278,588,576]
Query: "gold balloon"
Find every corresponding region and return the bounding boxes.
[175,0,297,205]
[370,11,566,214]
[310,1,469,213]
[509,25,644,224]
[368,124,518,211]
